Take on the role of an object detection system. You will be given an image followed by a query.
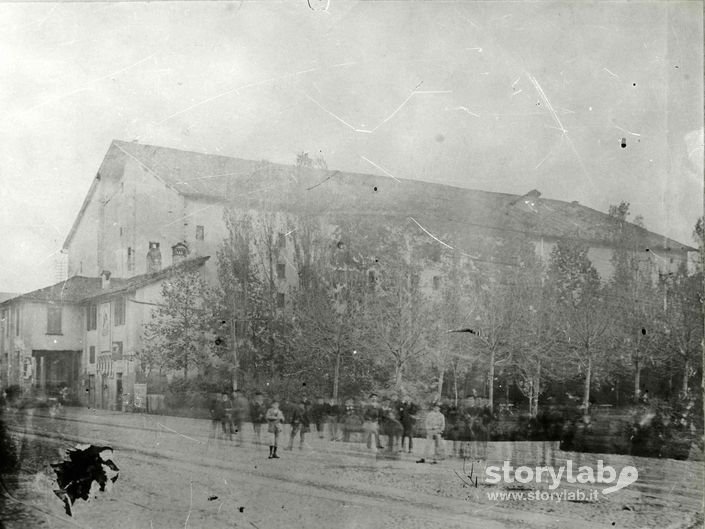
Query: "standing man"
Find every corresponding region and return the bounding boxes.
[287,400,311,450]
[231,389,248,446]
[362,393,383,452]
[250,392,267,445]
[326,398,341,441]
[311,396,326,439]
[418,402,446,464]
[209,392,226,440]
[265,400,285,459]
[398,396,418,454]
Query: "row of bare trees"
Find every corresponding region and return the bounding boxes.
[141,194,703,415]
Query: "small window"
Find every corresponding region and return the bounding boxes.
[278,232,286,249]
[127,247,135,272]
[87,304,97,331]
[433,276,441,290]
[119,227,123,237]
[112,341,123,360]
[277,263,286,279]
[196,225,204,241]
[14,306,20,336]
[368,270,376,284]
[89,346,95,364]
[276,293,285,309]
[113,297,126,327]
[47,306,62,334]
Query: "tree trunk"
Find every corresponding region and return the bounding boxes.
[488,348,495,411]
[582,353,592,417]
[682,358,691,396]
[231,307,238,391]
[633,357,641,403]
[394,362,403,390]
[332,351,341,400]
[531,360,541,417]
[452,368,459,406]
[436,367,445,404]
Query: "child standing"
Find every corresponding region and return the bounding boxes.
[265,400,285,459]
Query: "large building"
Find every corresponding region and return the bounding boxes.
[0,140,695,407]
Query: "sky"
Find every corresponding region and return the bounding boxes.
[0,0,702,293]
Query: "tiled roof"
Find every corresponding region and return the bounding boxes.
[81,256,210,301]
[0,256,209,306]
[90,141,695,253]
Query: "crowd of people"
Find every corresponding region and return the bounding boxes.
[209,390,494,462]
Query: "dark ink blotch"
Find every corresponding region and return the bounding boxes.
[373,186,378,192]
[239,506,245,513]
[620,138,627,149]
[51,445,119,516]
[208,495,218,501]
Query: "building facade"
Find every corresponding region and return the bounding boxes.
[1,139,695,407]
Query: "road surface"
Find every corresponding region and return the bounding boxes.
[1,408,702,529]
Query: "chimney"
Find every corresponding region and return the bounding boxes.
[100,270,112,289]
[172,242,189,265]
[147,242,162,273]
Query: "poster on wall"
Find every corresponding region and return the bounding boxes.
[133,383,147,410]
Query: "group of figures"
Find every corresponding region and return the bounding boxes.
[210,391,494,463]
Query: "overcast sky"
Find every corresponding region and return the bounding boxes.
[0,1,702,293]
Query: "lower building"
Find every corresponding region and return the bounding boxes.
[0,256,209,409]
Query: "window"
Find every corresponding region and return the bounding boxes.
[89,346,95,364]
[14,306,20,336]
[127,247,135,272]
[277,263,286,279]
[196,225,204,241]
[368,270,376,286]
[277,232,286,249]
[113,297,125,327]
[112,341,123,361]
[433,276,441,290]
[47,306,62,334]
[276,293,285,309]
[87,304,97,331]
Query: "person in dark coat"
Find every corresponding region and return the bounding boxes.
[210,392,233,440]
[444,402,462,457]
[311,396,326,439]
[231,389,248,446]
[250,392,267,445]
[383,406,404,454]
[362,393,383,451]
[326,398,341,441]
[342,399,361,442]
[398,396,418,453]
[287,400,311,450]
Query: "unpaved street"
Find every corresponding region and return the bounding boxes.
[2,408,702,529]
